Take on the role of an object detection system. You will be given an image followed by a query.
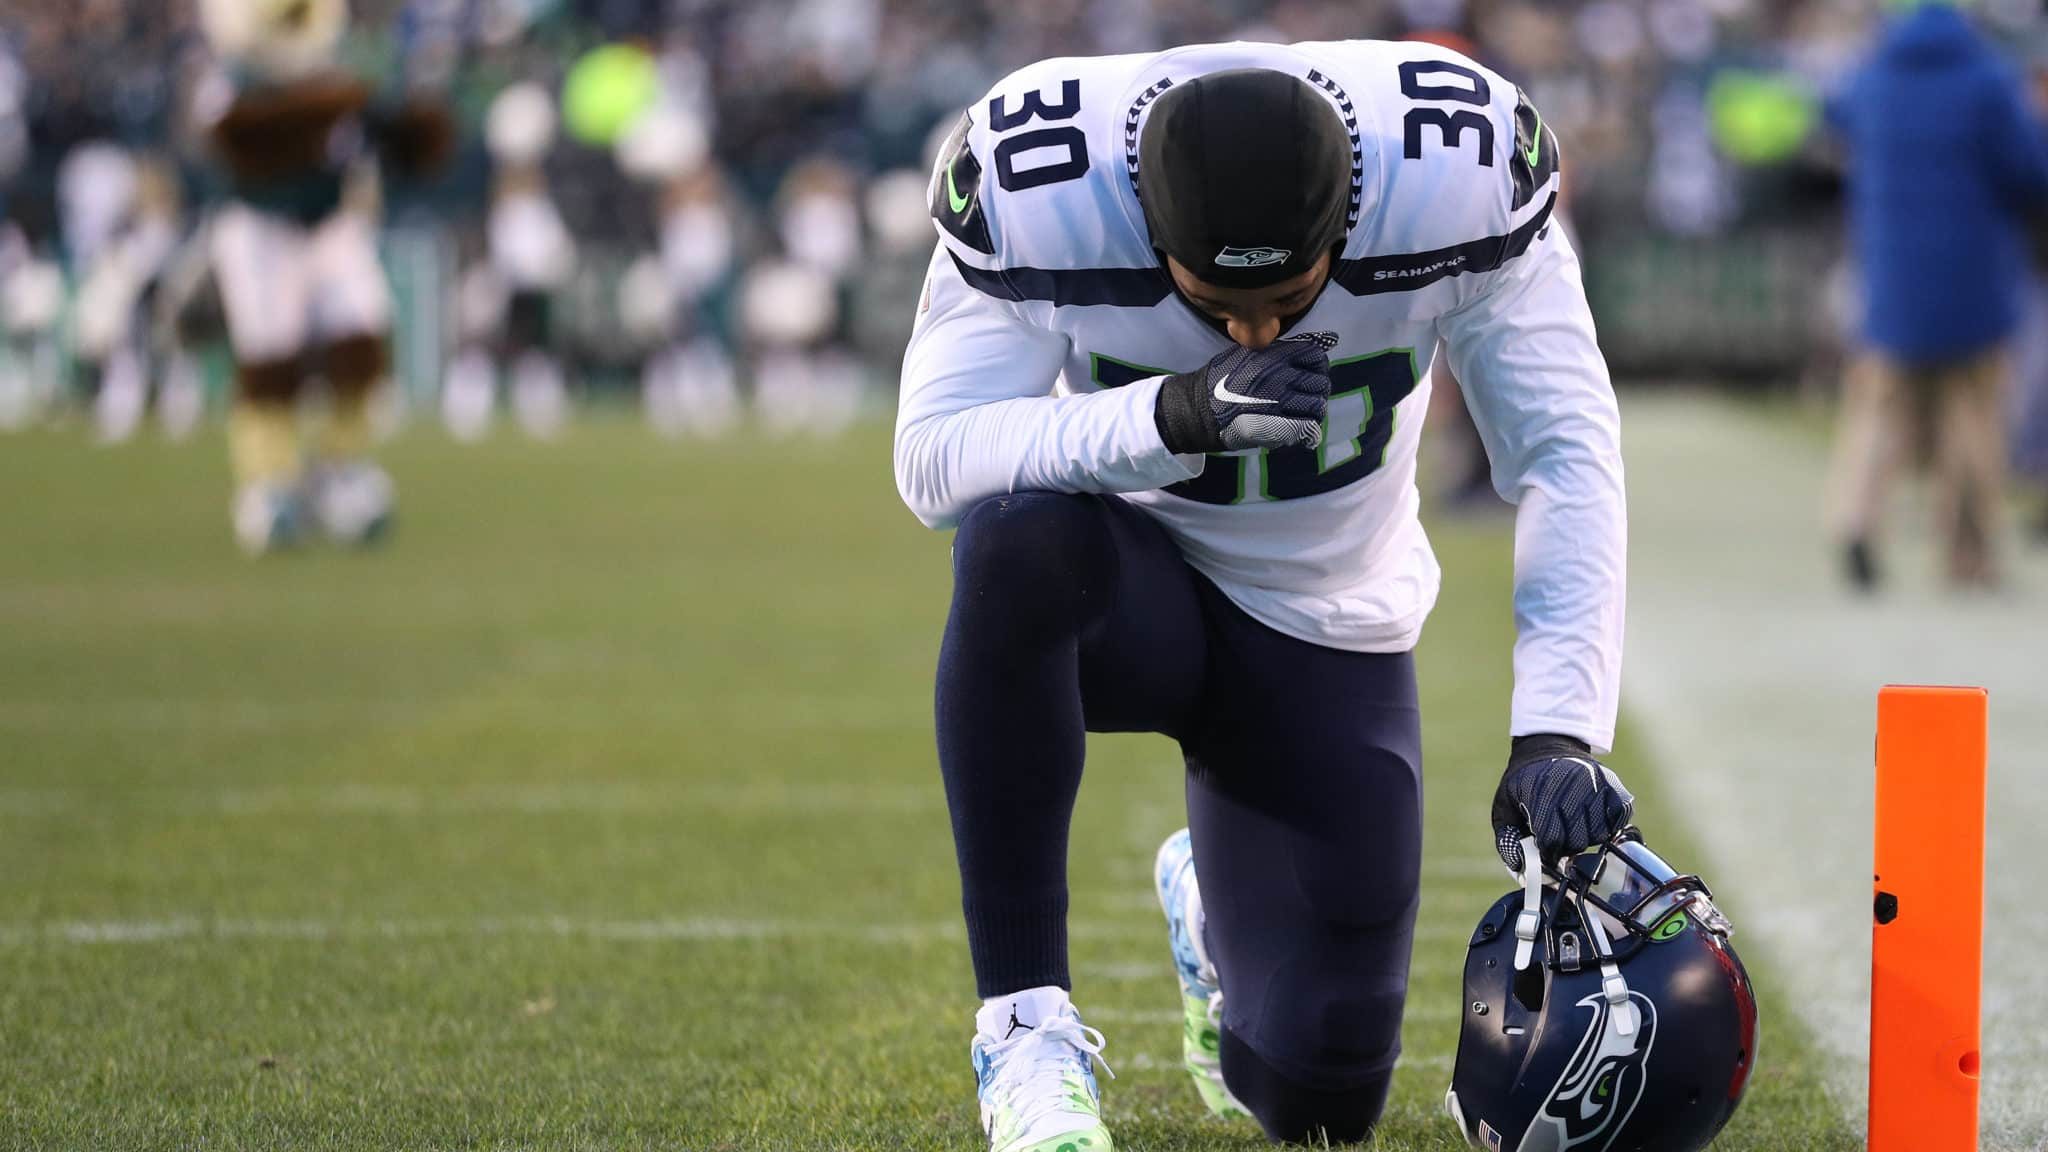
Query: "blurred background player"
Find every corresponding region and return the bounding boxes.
[61,144,187,443]
[609,58,741,439]
[757,157,866,438]
[1824,0,2048,591]
[195,0,449,553]
[636,165,741,439]
[445,81,576,442]
[2009,58,2048,542]
[56,141,139,437]
[0,227,64,431]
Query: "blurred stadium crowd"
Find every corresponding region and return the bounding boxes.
[0,0,2045,442]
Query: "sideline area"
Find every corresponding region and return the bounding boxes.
[1619,391,2048,1149]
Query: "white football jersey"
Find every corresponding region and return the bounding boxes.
[894,39,1625,751]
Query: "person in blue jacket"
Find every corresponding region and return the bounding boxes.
[1826,0,2048,590]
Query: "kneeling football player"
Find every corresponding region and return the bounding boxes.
[895,39,1631,1150]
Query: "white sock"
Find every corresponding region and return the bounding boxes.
[977,985,1072,1041]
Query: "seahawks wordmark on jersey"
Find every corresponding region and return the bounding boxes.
[894,39,1624,751]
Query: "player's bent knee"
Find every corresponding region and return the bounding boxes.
[1252,980,1405,1084]
[950,492,1111,610]
[1220,1025,1395,1145]
[953,490,1095,543]
[1224,937,1409,1140]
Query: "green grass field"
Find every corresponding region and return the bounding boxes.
[0,419,1858,1150]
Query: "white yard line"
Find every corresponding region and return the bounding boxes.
[0,915,1479,950]
[0,781,942,816]
[1076,961,1171,983]
[1082,858,1517,916]
[0,916,970,946]
[1089,1003,1462,1028]
[1622,393,2048,1151]
[0,694,928,734]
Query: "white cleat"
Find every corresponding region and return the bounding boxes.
[510,350,568,439]
[308,462,394,547]
[91,350,148,444]
[972,986,1116,1152]
[442,347,498,442]
[232,483,304,556]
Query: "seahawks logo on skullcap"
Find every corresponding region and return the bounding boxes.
[1213,246,1291,268]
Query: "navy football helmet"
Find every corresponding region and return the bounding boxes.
[1445,828,1757,1152]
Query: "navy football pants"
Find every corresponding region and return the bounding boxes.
[936,491,1423,1143]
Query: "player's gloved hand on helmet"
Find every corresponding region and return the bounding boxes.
[1492,734,1635,874]
[1153,330,1335,455]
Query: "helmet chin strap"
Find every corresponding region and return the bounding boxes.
[1510,834,1637,1039]
[1512,836,1542,972]
[1574,881,1638,1038]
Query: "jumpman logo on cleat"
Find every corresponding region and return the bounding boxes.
[1004,1006,1035,1040]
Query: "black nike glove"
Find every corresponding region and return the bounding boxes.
[1153,331,1335,455]
[1492,734,1635,874]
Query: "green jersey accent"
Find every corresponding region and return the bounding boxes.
[948,163,974,213]
[1509,88,1560,210]
[930,111,996,255]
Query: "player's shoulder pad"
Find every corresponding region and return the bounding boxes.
[926,53,1160,300]
[1502,79,1560,217]
[1301,38,1561,295]
[928,110,996,258]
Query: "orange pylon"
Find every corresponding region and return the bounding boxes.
[1869,685,1986,1152]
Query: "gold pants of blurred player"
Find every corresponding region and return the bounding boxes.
[1828,347,2008,585]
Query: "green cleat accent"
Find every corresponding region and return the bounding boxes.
[1181,992,1249,1120]
[983,1067,1111,1152]
[1011,1124,1114,1152]
[1157,829,1252,1122]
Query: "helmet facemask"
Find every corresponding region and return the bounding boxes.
[1540,831,1735,974]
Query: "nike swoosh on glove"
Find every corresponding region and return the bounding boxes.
[1492,734,1635,874]
[1153,331,1335,455]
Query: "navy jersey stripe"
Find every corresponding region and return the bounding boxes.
[948,251,1172,307]
[946,189,1554,307]
[1330,190,1556,295]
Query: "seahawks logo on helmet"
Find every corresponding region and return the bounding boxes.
[1213,245,1291,269]
[1527,991,1658,1152]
